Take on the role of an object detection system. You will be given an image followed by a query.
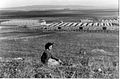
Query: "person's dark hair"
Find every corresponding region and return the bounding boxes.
[45,42,54,49]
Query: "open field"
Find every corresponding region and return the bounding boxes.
[0,30,118,57]
[0,27,119,78]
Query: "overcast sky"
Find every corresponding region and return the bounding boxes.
[0,0,118,9]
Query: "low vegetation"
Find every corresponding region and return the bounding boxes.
[0,48,118,78]
[0,30,118,78]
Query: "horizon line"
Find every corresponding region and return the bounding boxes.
[0,4,118,10]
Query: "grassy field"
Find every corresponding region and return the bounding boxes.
[0,29,119,78]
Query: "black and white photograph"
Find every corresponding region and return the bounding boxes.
[0,0,119,78]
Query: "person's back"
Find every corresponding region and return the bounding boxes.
[41,49,55,64]
[41,51,47,64]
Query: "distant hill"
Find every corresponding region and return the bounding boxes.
[0,5,118,19]
[1,5,118,11]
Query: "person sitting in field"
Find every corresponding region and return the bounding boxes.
[79,48,89,66]
[41,42,62,68]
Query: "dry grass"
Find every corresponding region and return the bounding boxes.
[0,51,118,78]
[0,31,118,78]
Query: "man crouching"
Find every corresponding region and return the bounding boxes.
[41,42,62,68]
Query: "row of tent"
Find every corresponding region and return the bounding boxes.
[0,20,118,27]
[40,22,118,31]
[48,22,114,27]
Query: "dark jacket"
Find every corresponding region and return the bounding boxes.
[41,50,59,64]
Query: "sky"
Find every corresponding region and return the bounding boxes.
[0,0,118,9]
